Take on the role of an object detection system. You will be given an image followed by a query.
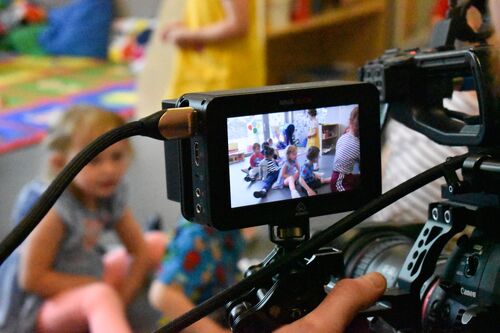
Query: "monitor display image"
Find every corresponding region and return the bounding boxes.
[227,104,360,208]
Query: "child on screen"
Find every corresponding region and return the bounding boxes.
[307,109,320,170]
[276,145,301,198]
[253,146,280,198]
[299,146,330,197]
[330,107,360,192]
[242,142,264,182]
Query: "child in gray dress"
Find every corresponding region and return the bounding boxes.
[0,106,166,333]
[276,145,301,198]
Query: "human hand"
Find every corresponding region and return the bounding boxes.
[307,189,316,196]
[162,22,203,50]
[161,21,183,42]
[275,272,386,333]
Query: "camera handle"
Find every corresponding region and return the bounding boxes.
[226,218,345,333]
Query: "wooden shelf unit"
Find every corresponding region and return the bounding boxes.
[267,0,386,39]
[319,123,340,155]
[262,0,389,84]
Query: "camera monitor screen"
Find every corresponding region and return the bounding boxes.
[228,105,359,208]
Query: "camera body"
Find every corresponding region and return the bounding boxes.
[421,226,500,332]
[164,81,381,230]
[331,207,500,332]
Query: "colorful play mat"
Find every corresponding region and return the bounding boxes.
[0,54,136,154]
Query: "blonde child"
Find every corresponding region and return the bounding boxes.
[0,106,166,333]
[279,145,301,199]
[163,0,265,98]
[299,146,330,197]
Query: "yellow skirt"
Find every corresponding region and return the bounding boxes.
[307,134,320,148]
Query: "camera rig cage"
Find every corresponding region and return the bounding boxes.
[164,81,381,230]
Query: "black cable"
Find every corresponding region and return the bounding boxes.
[0,111,166,265]
[155,154,468,333]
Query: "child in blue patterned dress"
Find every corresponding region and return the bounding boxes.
[299,146,330,197]
[148,217,244,333]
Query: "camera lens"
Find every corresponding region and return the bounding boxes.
[330,224,419,287]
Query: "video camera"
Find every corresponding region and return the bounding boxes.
[337,40,500,330]
[157,1,500,333]
[341,1,500,331]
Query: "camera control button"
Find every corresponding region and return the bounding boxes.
[461,305,486,325]
[464,255,479,277]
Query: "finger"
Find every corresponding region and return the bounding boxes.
[161,22,181,41]
[275,273,386,333]
[322,272,386,332]
[305,272,386,333]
